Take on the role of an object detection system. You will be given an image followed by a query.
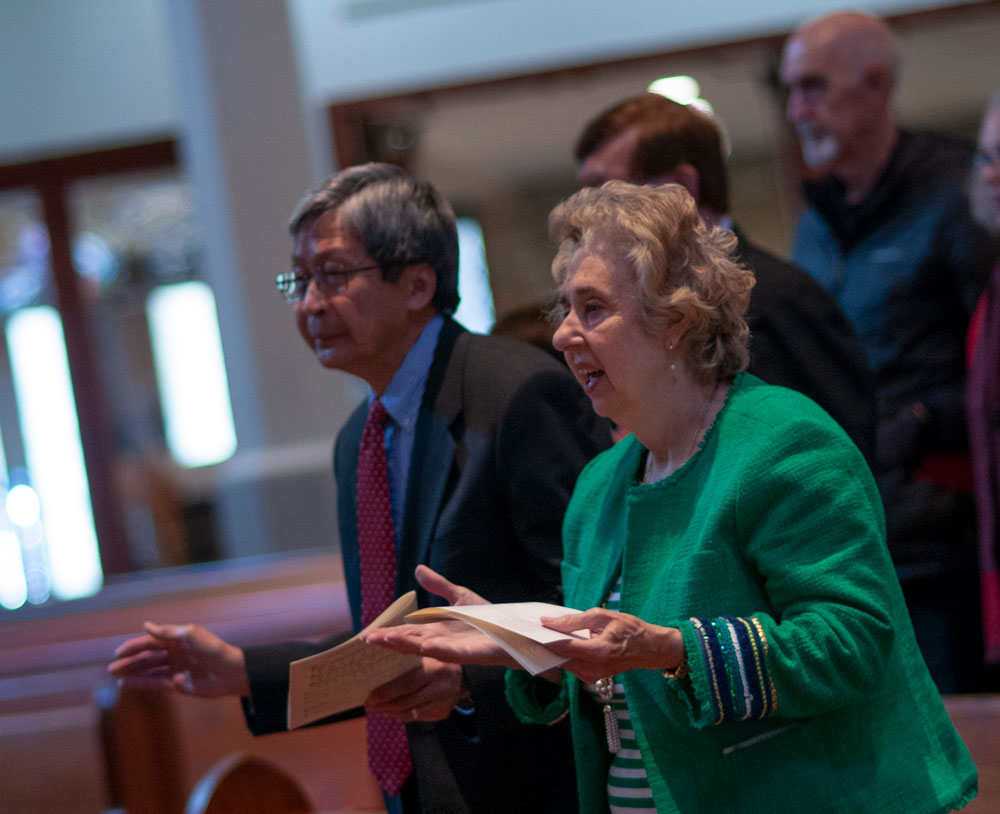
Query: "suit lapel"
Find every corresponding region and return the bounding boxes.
[337,404,368,631]
[396,319,465,598]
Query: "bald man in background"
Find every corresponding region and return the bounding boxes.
[781,11,1000,692]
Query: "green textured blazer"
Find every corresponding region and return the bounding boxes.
[507,373,976,814]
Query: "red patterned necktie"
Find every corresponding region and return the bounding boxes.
[357,398,412,796]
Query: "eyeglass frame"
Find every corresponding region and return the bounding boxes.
[275,263,382,303]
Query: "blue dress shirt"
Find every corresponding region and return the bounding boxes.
[368,314,443,548]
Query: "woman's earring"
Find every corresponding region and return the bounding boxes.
[668,342,676,371]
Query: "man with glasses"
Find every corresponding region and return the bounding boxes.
[110,163,609,813]
[779,10,1000,693]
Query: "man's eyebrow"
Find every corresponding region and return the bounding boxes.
[291,248,358,266]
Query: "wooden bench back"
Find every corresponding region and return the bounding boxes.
[0,552,382,814]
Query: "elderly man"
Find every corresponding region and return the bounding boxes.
[575,92,875,458]
[780,11,1000,692]
[110,163,610,813]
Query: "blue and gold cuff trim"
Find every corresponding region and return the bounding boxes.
[690,616,777,724]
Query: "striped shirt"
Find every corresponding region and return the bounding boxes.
[594,575,657,813]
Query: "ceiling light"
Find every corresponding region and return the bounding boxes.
[648,76,701,106]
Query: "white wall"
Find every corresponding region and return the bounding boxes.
[0,0,177,162]
[0,0,977,162]
[287,0,966,103]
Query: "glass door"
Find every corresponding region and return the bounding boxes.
[0,190,101,608]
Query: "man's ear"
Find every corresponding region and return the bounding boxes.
[862,64,893,106]
[671,164,701,202]
[649,164,701,202]
[404,262,437,311]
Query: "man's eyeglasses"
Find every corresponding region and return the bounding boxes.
[275,264,380,303]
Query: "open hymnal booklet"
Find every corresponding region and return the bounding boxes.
[405,602,589,676]
[287,590,423,729]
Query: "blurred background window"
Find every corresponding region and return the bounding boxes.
[454,216,495,335]
[0,191,100,608]
[0,156,237,611]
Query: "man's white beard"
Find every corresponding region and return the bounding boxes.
[797,126,839,168]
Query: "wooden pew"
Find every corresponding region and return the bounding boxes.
[0,551,383,814]
[4,557,995,814]
[184,752,314,814]
[943,694,1000,813]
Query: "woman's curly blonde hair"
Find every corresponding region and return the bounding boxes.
[549,181,755,384]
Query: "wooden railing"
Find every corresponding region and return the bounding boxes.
[3,550,996,814]
[0,551,383,814]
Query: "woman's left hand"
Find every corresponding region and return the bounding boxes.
[540,608,684,684]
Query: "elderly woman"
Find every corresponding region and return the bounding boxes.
[369,181,976,814]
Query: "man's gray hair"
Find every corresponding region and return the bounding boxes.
[289,162,460,314]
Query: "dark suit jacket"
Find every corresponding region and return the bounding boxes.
[242,318,611,813]
[737,231,876,461]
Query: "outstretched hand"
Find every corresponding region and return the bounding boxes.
[365,567,687,683]
[411,564,490,606]
[108,622,250,698]
[364,565,517,668]
[366,618,518,668]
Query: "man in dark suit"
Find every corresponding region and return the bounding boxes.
[575,93,875,459]
[109,164,610,813]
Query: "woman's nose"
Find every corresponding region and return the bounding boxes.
[552,315,577,353]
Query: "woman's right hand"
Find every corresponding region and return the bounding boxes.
[108,622,250,698]
[410,564,490,606]
[366,619,518,668]
[364,565,518,668]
